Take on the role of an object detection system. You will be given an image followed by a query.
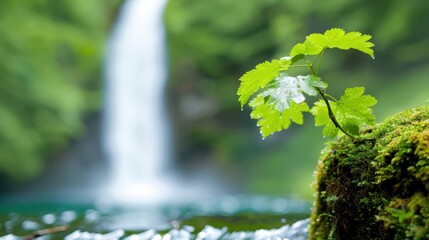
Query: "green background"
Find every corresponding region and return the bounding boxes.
[0,0,428,199]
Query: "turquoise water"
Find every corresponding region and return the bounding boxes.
[0,195,310,239]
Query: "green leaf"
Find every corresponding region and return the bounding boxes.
[336,87,377,132]
[290,43,306,58]
[290,40,324,58]
[310,99,339,138]
[290,28,375,59]
[250,96,309,138]
[259,74,327,112]
[237,29,377,139]
[237,59,290,107]
[310,87,377,137]
[305,28,375,58]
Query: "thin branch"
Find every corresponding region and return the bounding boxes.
[325,93,338,102]
[306,56,354,138]
[288,64,310,68]
[22,226,69,240]
[317,88,355,138]
[304,57,316,75]
[314,48,326,75]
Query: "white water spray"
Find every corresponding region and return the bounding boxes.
[103,0,171,203]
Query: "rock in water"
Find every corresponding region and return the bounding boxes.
[310,106,429,239]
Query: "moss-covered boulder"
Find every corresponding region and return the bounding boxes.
[310,105,429,239]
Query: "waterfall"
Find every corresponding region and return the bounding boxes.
[103,0,171,203]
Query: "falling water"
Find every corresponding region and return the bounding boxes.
[103,0,171,203]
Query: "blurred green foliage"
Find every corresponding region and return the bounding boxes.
[1,0,428,199]
[0,0,119,181]
[165,0,429,198]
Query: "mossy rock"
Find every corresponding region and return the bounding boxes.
[310,105,429,239]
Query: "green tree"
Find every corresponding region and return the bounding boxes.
[0,0,119,181]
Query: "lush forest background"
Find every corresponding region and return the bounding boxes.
[0,0,120,183]
[1,0,428,199]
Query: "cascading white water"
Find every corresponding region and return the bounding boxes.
[103,0,171,203]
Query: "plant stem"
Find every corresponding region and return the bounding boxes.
[289,64,310,68]
[304,57,314,73]
[317,88,355,138]
[325,93,338,102]
[305,56,355,138]
[314,48,326,75]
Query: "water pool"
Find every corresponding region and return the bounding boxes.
[0,195,310,240]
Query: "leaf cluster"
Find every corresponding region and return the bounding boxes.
[237,28,376,138]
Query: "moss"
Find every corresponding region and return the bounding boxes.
[310,105,429,239]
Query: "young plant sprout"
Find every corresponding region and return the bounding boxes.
[238,28,377,138]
